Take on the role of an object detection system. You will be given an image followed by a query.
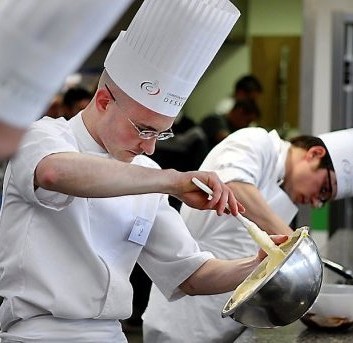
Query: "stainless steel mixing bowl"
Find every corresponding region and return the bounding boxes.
[222,228,323,328]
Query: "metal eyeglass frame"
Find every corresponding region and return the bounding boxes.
[104,84,174,141]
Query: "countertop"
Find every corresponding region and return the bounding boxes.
[234,228,353,342]
[235,320,353,343]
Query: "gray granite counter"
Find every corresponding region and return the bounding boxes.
[234,228,353,342]
[236,320,353,343]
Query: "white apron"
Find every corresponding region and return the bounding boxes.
[0,316,127,343]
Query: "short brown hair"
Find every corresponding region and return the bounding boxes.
[289,135,334,170]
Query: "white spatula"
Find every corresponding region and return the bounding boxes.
[191,177,285,258]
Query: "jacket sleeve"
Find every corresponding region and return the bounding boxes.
[138,195,214,301]
[10,117,78,210]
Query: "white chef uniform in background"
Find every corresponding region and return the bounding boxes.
[143,127,353,342]
[143,127,298,343]
[0,0,240,341]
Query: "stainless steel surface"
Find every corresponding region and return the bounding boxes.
[321,228,353,285]
[329,13,353,235]
[222,231,323,328]
[235,320,353,343]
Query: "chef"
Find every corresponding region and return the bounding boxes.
[143,127,353,343]
[0,0,232,203]
[0,0,133,159]
[0,1,284,342]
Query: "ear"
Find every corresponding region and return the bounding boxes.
[95,88,110,112]
[305,146,326,161]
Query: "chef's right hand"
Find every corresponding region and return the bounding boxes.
[171,170,245,216]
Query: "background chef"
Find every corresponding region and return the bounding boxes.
[143,127,353,343]
[0,1,287,342]
[0,0,133,159]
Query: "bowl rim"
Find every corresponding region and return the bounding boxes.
[222,228,314,318]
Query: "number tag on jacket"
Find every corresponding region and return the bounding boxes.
[128,216,152,246]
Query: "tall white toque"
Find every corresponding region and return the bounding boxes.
[0,0,132,128]
[104,0,241,117]
[319,128,353,200]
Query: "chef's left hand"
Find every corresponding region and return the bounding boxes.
[172,170,245,216]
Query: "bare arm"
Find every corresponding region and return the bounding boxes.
[180,235,288,295]
[34,152,244,215]
[180,256,260,295]
[227,181,293,235]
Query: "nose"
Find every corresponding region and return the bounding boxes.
[312,199,323,208]
[311,196,323,209]
[139,138,156,156]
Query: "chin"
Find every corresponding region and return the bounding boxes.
[111,150,134,162]
[295,195,305,205]
[118,156,133,163]
[123,153,136,163]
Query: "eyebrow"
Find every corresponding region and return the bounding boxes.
[134,121,160,132]
[105,83,164,132]
[134,120,173,133]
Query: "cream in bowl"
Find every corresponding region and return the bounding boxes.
[222,227,323,328]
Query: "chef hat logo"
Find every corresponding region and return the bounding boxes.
[140,81,160,96]
[342,159,353,196]
[342,159,352,175]
[104,0,241,117]
[319,128,353,200]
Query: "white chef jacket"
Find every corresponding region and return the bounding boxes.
[143,127,298,343]
[0,114,213,342]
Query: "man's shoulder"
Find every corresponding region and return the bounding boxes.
[223,127,280,156]
[29,116,70,135]
[20,116,77,152]
[229,127,271,142]
[132,155,161,169]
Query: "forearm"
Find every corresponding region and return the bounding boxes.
[34,152,242,215]
[179,257,261,295]
[228,182,293,235]
[34,152,180,197]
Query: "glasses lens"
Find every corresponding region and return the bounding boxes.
[157,132,174,140]
[319,168,332,204]
[139,131,158,139]
[138,130,174,140]
[129,117,174,141]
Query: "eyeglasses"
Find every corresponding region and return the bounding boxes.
[127,118,174,141]
[318,168,333,205]
[105,84,174,141]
